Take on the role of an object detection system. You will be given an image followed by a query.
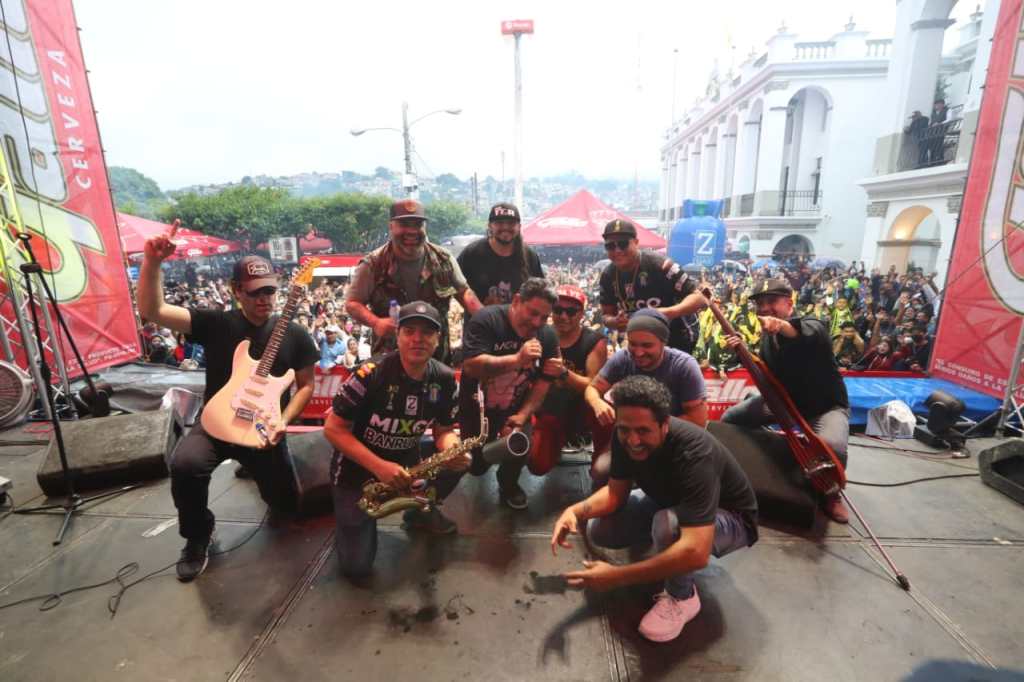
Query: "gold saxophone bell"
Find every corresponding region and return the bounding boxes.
[357,389,488,520]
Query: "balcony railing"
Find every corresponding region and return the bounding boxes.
[777,190,822,216]
[794,41,835,60]
[866,39,891,58]
[898,107,964,171]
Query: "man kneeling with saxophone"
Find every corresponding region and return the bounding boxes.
[325,301,474,580]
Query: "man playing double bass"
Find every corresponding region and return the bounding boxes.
[721,278,850,523]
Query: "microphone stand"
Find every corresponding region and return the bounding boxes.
[13,233,137,545]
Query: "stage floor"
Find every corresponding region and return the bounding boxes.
[1,421,1023,681]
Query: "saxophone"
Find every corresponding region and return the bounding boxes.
[357,388,488,519]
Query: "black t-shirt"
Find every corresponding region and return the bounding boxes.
[760,315,849,418]
[599,252,700,351]
[457,238,544,306]
[331,352,459,488]
[610,417,759,544]
[460,304,559,417]
[189,308,319,409]
[540,326,603,415]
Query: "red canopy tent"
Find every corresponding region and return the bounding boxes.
[117,212,242,260]
[521,189,665,248]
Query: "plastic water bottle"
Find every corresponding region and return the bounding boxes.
[389,299,400,325]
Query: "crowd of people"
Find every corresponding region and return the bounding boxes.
[144,258,938,378]
[135,198,943,646]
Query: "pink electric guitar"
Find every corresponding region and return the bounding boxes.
[201,259,319,447]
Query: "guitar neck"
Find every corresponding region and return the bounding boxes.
[255,284,301,377]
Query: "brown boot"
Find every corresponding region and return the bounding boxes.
[822,494,849,524]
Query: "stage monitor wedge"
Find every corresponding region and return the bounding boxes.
[978,438,1024,507]
[36,409,181,496]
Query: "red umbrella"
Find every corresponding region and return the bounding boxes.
[116,212,242,259]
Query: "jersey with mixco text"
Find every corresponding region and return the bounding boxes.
[598,252,700,351]
[330,352,458,488]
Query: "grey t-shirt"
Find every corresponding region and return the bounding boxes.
[345,249,468,304]
[599,347,705,415]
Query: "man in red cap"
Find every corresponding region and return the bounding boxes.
[528,285,610,482]
[345,199,481,363]
[137,232,319,583]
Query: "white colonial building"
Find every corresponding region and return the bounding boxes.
[659,20,894,264]
[858,1,997,284]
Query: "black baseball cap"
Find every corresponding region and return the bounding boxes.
[398,301,442,331]
[231,255,277,291]
[749,277,794,299]
[488,202,521,223]
[390,199,426,220]
[602,219,637,239]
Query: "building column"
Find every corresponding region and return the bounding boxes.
[713,128,735,200]
[687,145,702,200]
[734,115,759,198]
[701,137,717,199]
[898,18,955,122]
[754,105,789,211]
[659,157,671,220]
[674,151,688,211]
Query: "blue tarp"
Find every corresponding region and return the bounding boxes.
[844,376,1001,426]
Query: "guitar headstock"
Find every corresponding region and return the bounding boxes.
[292,258,320,288]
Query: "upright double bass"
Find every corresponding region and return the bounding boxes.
[703,288,910,590]
[704,290,846,495]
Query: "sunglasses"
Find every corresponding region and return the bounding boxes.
[604,239,631,252]
[243,286,278,298]
[552,305,581,317]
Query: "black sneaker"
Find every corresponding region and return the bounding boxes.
[402,507,457,534]
[499,482,528,510]
[176,534,213,582]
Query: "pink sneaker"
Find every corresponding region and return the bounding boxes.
[638,588,701,642]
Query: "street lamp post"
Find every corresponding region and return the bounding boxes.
[351,102,461,199]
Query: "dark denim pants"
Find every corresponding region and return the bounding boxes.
[588,489,752,599]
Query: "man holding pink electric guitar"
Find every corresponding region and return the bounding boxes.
[137,221,319,583]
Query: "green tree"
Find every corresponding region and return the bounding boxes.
[159,185,296,246]
[425,200,471,241]
[109,166,170,219]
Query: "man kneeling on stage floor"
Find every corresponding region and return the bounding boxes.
[551,375,758,643]
[324,301,469,579]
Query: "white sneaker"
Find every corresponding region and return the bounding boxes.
[638,588,701,642]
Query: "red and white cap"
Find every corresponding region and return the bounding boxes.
[555,284,586,308]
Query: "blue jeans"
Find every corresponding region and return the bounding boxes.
[331,466,464,576]
[587,490,752,599]
[722,395,850,468]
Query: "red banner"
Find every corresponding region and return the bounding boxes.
[0,1,140,376]
[303,365,762,422]
[303,365,351,420]
[930,0,1024,401]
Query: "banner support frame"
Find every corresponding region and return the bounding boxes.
[996,322,1024,436]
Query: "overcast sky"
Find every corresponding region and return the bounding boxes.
[73,0,979,190]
